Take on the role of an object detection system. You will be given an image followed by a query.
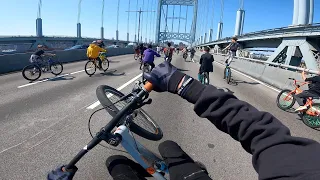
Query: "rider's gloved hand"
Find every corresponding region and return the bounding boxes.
[47,165,78,180]
[143,61,185,93]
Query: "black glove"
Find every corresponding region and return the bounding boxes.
[143,61,185,93]
[47,165,78,180]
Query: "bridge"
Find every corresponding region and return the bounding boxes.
[0,0,320,179]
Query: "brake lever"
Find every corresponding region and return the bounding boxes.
[136,98,152,109]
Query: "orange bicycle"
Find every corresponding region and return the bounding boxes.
[276,78,320,129]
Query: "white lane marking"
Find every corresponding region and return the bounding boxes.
[17,69,86,88]
[86,73,143,110]
[215,61,281,93]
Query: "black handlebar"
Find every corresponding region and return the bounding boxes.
[64,87,149,171]
[288,78,295,80]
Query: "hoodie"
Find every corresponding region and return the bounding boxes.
[143,48,161,63]
[86,44,106,59]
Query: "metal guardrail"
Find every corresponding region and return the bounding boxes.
[198,23,320,46]
[215,52,320,74]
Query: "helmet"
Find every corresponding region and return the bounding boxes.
[92,41,97,44]
[37,44,44,48]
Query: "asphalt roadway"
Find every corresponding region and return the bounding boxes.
[0,53,319,180]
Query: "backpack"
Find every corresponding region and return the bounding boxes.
[165,48,172,57]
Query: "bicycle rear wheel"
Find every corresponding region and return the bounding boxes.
[204,72,209,85]
[101,58,110,72]
[85,60,96,76]
[226,68,232,84]
[22,64,41,81]
[142,64,151,84]
[50,61,63,75]
[96,85,163,141]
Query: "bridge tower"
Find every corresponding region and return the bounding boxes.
[155,0,198,44]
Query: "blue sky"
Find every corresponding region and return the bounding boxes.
[0,0,319,42]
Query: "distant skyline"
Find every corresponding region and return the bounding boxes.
[0,0,319,42]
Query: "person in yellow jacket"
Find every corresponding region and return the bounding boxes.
[87,41,107,70]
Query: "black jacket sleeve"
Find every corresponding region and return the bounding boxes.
[306,76,320,83]
[181,80,320,180]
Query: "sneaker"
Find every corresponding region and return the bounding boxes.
[295,105,308,112]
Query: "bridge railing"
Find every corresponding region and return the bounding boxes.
[197,51,319,90]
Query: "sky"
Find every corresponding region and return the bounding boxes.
[0,0,319,42]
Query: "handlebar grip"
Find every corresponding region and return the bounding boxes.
[144,82,153,92]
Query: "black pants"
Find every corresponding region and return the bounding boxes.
[296,90,319,106]
[106,140,211,180]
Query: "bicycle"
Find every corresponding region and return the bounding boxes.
[276,78,320,129]
[199,72,209,85]
[62,81,172,179]
[85,52,109,76]
[22,55,63,81]
[223,63,232,84]
[141,63,152,84]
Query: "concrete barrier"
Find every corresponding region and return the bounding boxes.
[195,52,312,91]
[0,48,134,74]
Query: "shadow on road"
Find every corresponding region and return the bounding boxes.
[230,79,260,86]
[93,69,126,77]
[49,75,75,81]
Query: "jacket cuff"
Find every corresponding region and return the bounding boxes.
[180,80,207,104]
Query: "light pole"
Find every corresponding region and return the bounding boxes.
[126,8,155,44]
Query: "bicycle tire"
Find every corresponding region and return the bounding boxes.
[96,85,163,141]
[142,64,151,84]
[134,55,138,60]
[102,58,110,72]
[22,64,41,81]
[223,67,226,79]
[85,60,97,76]
[302,104,320,129]
[276,89,296,110]
[227,68,231,84]
[50,61,63,75]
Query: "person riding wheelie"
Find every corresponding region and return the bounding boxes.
[141,44,160,71]
[295,69,320,111]
[86,41,106,71]
[198,47,214,83]
[48,61,320,180]
[222,37,240,65]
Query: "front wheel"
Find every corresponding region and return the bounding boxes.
[85,60,97,76]
[50,62,63,75]
[101,58,110,72]
[96,85,163,141]
[276,89,296,110]
[302,104,320,129]
[22,64,41,81]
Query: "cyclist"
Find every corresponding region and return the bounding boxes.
[156,45,161,54]
[48,61,320,179]
[295,69,320,111]
[141,44,160,70]
[139,43,147,58]
[164,42,174,62]
[29,44,55,64]
[198,46,214,83]
[190,47,196,62]
[134,46,140,59]
[86,41,106,71]
[222,37,240,65]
